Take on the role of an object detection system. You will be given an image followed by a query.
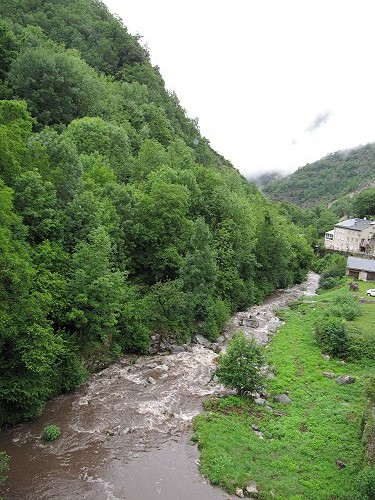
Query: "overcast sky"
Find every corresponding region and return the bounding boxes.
[104,0,375,178]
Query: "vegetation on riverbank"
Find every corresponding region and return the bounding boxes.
[193,279,375,498]
[0,0,314,427]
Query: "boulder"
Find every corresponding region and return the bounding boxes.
[322,372,336,379]
[195,334,209,346]
[235,487,244,498]
[336,375,356,385]
[254,397,266,406]
[171,345,185,353]
[321,353,331,361]
[273,393,292,404]
[245,481,259,496]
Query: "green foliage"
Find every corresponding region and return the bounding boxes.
[357,466,375,499]
[42,424,61,441]
[314,317,350,357]
[264,143,375,208]
[324,292,361,321]
[0,0,314,428]
[352,187,375,218]
[315,253,347,291]
[8,39,105,126]
[215,332,266,395]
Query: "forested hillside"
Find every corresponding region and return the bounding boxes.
[0,0,312,426]
[263,143,375,207]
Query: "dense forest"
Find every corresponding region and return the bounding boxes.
[263,143,375,208]
[0,0,313,427]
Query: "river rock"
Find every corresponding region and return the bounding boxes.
[216,335,225,344]
[195,334,210,346]
[147,376,156,384]
[245,481,259,495]
[336,375,356,385]
[235,487,244,498]
[208,342,222,354]
[182,344,192,352]
[171,345,185,353]
[273,393,292,404]
[254,397,266,406]
[158,364,169,372]
[148,347,158,355]
[322,371,336,379]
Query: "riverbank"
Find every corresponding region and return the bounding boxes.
[193,280,374,498]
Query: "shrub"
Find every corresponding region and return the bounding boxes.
[42,424,61,441]
[347,326,375,361]
[215,332,266,395]
[319,275,341,291]
[314,317,350,358]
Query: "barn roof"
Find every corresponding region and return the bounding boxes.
[347,256,375,272]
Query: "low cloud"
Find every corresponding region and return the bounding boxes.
[306,111,331,133]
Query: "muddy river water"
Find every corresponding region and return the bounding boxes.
[0,273,319,500]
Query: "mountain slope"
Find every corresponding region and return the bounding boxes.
[263,143,375,207]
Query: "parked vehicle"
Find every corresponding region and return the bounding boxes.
[366,289,375,297]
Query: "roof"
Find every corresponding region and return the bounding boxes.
[335,218,374,231]
[347,256,375,272]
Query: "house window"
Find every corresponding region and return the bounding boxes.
[325,233,333,240]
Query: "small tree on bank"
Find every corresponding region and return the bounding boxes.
[215,332,266,395]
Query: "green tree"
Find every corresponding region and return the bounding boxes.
[215,332,266,395]
[352,188,375,218]
[66,226,126,362]
[8,40,103,126]
[0,99,33,186]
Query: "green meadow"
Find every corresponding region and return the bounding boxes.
[193,280,374,499]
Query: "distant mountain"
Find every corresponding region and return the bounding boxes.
[248,171,284,190]
[263,143,375,207]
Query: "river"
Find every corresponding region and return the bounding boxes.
[0,272,319,500]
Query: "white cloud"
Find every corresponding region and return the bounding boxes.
[104,0,375,177]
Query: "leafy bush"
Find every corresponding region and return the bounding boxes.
[314,317,350,358]
[42,424,61,441]
[318,275,341,291]
[324,293,361,321]
[215,332,266,395]
[316,254,347,291]
[347,326,375,361]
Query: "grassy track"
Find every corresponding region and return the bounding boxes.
[193,282,374,499]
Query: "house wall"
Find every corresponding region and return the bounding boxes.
[325,224,375,254]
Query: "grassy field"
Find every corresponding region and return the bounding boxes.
[193,280,374,499]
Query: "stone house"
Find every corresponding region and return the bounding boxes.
[324,218,375,255]
[346,256,375,281]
